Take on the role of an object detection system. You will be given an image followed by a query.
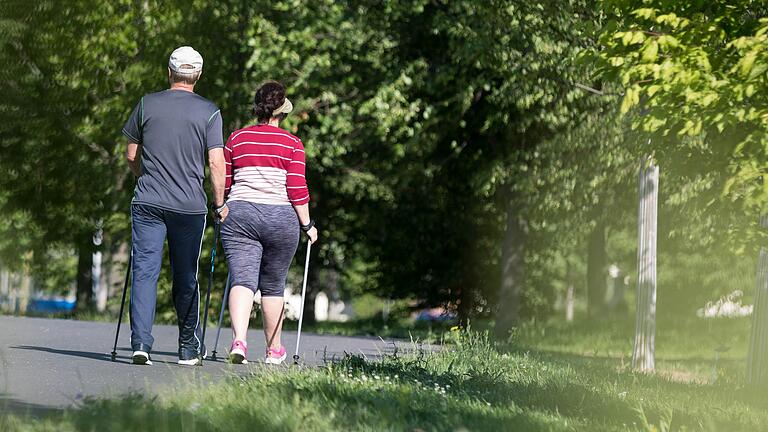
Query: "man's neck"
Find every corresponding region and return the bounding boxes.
[169,83,195,93]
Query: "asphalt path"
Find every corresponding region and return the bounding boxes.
[0,315,414,416]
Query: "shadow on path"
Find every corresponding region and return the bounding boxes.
[11,345,185,364]
[0,393,64,418]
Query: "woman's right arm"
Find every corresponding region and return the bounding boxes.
[293,203,317,243]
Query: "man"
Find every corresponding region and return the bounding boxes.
[122,46,228,366]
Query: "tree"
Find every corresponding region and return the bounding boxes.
[596,1,768,220]
[0,0,234,310]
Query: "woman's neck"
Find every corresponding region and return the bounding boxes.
[257,117,280,127]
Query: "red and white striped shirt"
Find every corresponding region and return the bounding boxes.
[224,124,310,206]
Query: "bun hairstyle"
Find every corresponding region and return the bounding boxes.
[253,80,287,123]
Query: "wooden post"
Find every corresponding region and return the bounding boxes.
[746,215,768,384]
[632,158,659,372]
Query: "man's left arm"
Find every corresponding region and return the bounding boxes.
[206,109,226,220]
[208,148,226,208]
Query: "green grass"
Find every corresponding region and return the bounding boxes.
[517,315,752,383]
[3,319,767,431]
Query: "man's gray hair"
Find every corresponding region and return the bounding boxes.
[170,65,201,85]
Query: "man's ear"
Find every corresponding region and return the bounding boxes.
[167,67,172,79]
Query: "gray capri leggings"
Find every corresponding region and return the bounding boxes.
[220,201,300,297]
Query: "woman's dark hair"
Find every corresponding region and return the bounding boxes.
[253,80,287,123]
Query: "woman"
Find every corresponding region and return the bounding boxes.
[219,81,318,365]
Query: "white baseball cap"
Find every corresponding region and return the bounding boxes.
[168,46,203,73]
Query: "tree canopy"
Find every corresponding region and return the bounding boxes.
[0,0,760,330]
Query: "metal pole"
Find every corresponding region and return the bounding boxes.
[293,240,312,365]
[111,252,132,362]
[200,222,221,364]
[211,273,231,361]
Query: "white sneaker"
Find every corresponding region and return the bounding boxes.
[178,346,208,366]
[132,350,153,365]
[178,357,200,366]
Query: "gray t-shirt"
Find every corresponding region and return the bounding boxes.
[122,89,223,215]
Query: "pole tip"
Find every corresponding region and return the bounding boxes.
[293,354,300,365]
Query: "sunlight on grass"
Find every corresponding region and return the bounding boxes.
[3,326,767,431]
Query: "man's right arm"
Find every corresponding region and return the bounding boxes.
[126,142,142,177]
[122,98,143,177]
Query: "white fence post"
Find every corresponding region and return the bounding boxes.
[632,158,659,372]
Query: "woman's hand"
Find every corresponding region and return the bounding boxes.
[305,226,318,243]
[217,205,229,223]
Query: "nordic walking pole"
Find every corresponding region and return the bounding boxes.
[200,221,221,365]
[111,251,132,362]
[293,239,312,365]
[211,273,231,361]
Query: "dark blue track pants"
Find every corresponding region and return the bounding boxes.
[130,204,206,355]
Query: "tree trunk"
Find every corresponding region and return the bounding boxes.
[632,159,659,372]
[0,267,9,312]
[495,195,528,339]
[587,220,607,317]
[747,215,768,384]
[565,260,575,322]
[457,277,474,325]
[18,271,32,315]
[76,236,94,312]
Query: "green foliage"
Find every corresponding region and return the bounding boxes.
[0,0,759,324]
[595,0,768,217]
[0,0,613,319]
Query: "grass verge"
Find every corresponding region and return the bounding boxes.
[3,325,766,431]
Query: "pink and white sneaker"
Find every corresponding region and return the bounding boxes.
[229,340,248,364]
[265,345,287,365]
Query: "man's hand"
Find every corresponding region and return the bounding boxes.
[213,203,228,223]
[216,205,229,223]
